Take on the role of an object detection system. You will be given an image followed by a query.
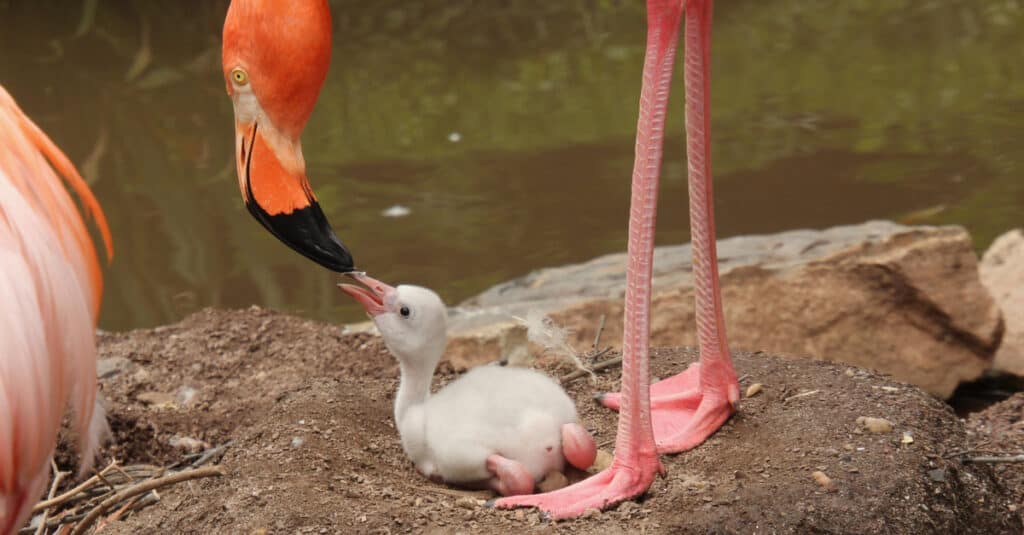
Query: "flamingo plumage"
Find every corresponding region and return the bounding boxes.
[0,86,112,534]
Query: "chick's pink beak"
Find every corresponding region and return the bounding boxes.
[338,272,396,317]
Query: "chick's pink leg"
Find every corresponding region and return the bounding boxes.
[486,454,535,496]
[561,423,597,470]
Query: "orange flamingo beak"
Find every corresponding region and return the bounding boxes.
[234,117,355,272]
[338,272,397,317]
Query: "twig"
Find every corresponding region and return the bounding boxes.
[191,440,234,468]
[736,374,751,384]
[963,454,1024,464]
[783,389,820,402]
[92,495,141,534]
[69,465,225,535]
[592,314,606,352]
[33,462,120,513]
[560,350,618,384]
[35,463,69,535]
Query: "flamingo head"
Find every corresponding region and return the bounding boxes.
[339,273,449,368]
[222,0,354,272]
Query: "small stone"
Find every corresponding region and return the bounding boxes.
[591,449,613,472]
[618,501,639,515]
[812,470,836,491]
[844,368,856,377]
[527,513,540,525]
[746,383,763,398]
[928,468,946,482]
[856,416,894,433]
[290,436,305,448]
[538,471,569,493]
[168,436,208,453]
[97,357,131,379]
[581,508,601,519]
[455,497,477,510]
[901,432,914,444]
[137,391,175,408]
[176,385,199,406]
[513,510,525,521]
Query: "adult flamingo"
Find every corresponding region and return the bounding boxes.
[220,0,738,519]
[0,86,112,534]
[222,0,355,273]
[494,0,739,518]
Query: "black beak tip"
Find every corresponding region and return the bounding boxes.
[247,199,357,273]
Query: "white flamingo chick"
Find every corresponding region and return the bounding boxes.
[339,273,597,496]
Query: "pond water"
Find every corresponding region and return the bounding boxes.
[1,1,1021,331]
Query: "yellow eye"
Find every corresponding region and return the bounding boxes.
[231,68,248,85]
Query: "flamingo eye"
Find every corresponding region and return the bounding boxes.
[399,306,411,318]
[231,68,249,85]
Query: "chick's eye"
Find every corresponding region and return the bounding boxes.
[231,68,248,85]
[399,306,411,318]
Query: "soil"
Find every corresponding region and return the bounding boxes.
[62,307,1021,534]
[966,392,1024,526]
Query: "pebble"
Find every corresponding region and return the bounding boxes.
[928,468,946,482]
[856,416,894,433]
[137,391,175,407]
[901,433,914,444]
[455,497,478,510]
[168,435,208,452]
[538,471,569,493]
[176,385,199,406]
[745,383,763,398]
[591,449,613,472]
[582,508,601,519]
[812,470,836,491]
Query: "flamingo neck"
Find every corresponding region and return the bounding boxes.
[394,360,433,424]
[392,337,445,425]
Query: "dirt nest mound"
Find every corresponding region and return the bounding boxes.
[967,392,1024,524]
[70,307,1020,534]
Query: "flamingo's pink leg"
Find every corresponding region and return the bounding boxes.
[486,454,536,496]
[491,0,684,519]
[561,423,597,470]
[599,0,740,455]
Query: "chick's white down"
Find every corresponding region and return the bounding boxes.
[372,285,583,486]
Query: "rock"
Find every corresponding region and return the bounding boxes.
[97,357,132,379]
[811,470,835,491]
[437,221,1000,398]
[136,391,175,408]
[590,449,613,473]
[454,497,478,510]
[746,383,763,397]
[537,471,569,493]
[168,436,209,452]
[980,229,1024,376]
[857,416,894,434]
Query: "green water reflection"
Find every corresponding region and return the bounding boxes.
[1,0,1021,331]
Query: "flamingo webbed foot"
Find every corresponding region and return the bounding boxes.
[599,362,739,453]
[491,458,660,520]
